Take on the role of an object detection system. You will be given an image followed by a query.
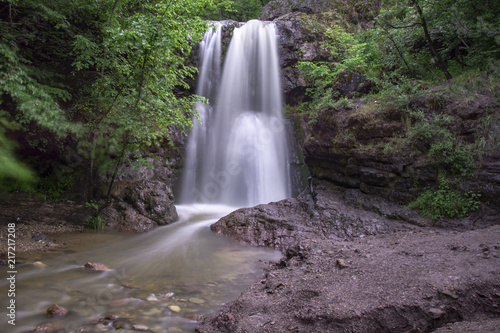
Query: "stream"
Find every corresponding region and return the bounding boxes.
[0,19,292,333]
[0,205,281,332]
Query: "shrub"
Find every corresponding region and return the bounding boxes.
[409,173,481,220]
[85,202,104,230]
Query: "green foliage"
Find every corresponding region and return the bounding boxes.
[323,25,382,77]
[298,24,381,112]
[1,0,220,199]
[85,202,104,230]
[36,172,74,199]
[429,139,475,177]
[86,215,103,230]
[409,113,475,177]
[0,116,35,188]
[201,0,270,21]
[376,0,500,79]
[71,0,211,177]
[299,0,500,111]
[409,173,481,220]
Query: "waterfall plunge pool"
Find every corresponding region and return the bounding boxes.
[0,205,281,333]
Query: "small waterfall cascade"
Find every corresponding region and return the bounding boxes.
[179,20,291,207]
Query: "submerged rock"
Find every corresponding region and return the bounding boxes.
[132,324,151,331]
[168,305,181,312]
[188,297,206,304]
[46,304,68,318]
[83,262,112,272]
[33,261,48,267]
[32,322,65,333]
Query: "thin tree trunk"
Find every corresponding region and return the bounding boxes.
[382,25,412,73]
[87,131,96,202]
[411,0,452,80]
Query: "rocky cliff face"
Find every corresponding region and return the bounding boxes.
[264,0,380,106]
[295,90,500,217]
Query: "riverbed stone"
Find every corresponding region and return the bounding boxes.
[168,305,181,312]
[32,322,65,333]
[46,304,68,318]
[188,297,206,304]
[33,261,48,267]
[83,262,112,272]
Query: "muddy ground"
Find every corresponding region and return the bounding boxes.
[199,225,500,333]
[0,193,88,258]
[197,181,500,333]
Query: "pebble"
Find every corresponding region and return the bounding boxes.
[438,288,459,299]
[143,308,161,316]
[168,305,181,312]
[336,259,350,269]
[132,324,150,331]
[188,297,206,304]
[429,308,445,318]
[33,261,48,267]
[168,328,183,333]
[33,322,65,332]
[46,304,69,318]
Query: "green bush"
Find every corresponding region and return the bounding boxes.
[85,215,103,230]
[85,202,104,230]
[409,114,476,177]
[409,173,481,220]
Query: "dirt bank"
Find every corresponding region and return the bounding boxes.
[0,193,88,257]
[197,182,500,333]
[198,226,500,333]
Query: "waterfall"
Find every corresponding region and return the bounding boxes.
[179,20,291,207]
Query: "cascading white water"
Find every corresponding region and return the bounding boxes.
[179,22,222,204]
[180,20,291,207]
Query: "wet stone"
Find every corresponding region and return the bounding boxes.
[184,313,205,321]
[188,297,206,304]
[167,328,183,333]
[32,321,65,333]
[122,283,139,289]
[132,324,151,331]
[46,304,68,318]
[83,262,112,271]
[168,305,181,312]
[33,261,48,267]
[113,321,130,330]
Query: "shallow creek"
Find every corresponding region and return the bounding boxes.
[0,205,281,332]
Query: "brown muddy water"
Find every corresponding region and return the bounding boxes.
[0,205,281,332]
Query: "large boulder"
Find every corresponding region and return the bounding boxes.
[99,157,179,232]
[97,134,183,232]
[332,69,375,97]
[102,177,178,232]
[211,178,424,250]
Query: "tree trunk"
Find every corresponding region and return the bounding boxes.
[411,0,452,80]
